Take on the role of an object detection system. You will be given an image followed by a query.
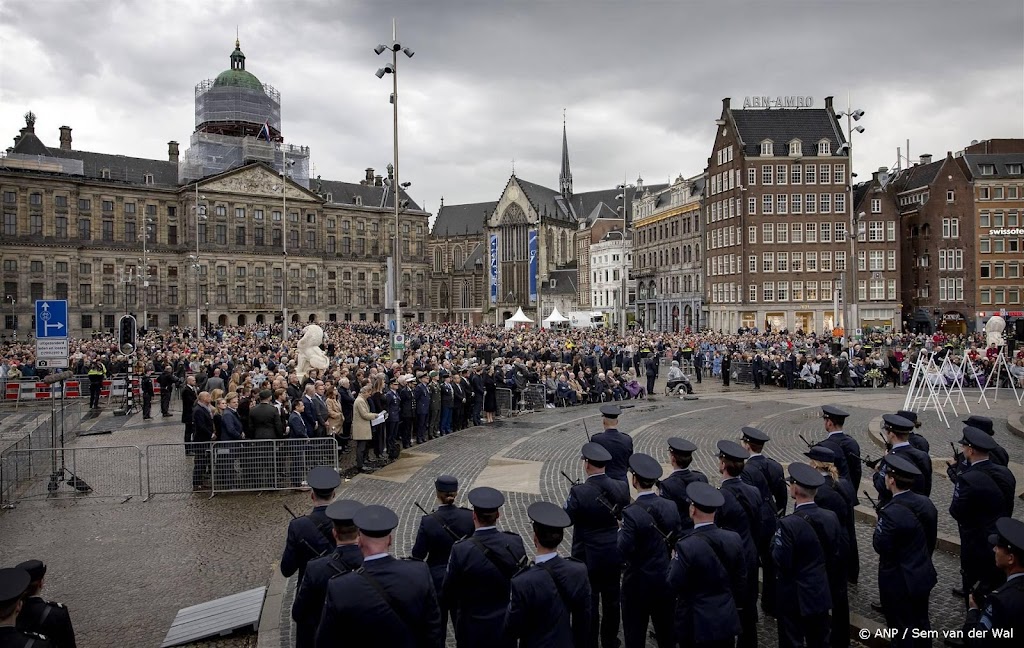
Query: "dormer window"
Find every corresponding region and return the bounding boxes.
[354,196,363,206]
[760,140,774,156]
[979,164,996,176]
[789,141,802,156]
[817,140,831,156]
[144,173,154,185]
[101,169,111,179]
[1006,164,1021,175]
[549,279,557,289]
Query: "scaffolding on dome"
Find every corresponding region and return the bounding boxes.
[194,79,282,133]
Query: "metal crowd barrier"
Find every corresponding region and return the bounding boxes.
[495,388,513,418]
[0,374,167,407]
[0,445,143,506]
[730,361,754,384]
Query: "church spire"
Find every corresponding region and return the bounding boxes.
[559,109,572,199]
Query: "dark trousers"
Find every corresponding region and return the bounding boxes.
[646,375,656,395]
[142,393,152,417]
[416,413,428,443]
[882,596,930,648]
[588,568,621,648]
[722,368,730,387]
[429,408,440,437]
[753,370,762,390]
[778,609,830,648]
[759,551,777,617]
[192,447,211,489]
[400,417,413,447]
[386,420,401,458]
[89,381,102,408]
[288,441,306,485]
[785,369,795,389]
[830,584,850,648]
[471,397,483,425]
[160,390,172,415]
[621,580,673,648]
[440,407,453,433]
[694,366,702,383]
[355,440,369,469]
[371,423,385,459]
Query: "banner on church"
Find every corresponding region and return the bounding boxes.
[528,229,538,304]
[489,233,498,305]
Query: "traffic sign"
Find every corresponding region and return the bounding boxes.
[36,358,69,369]
[392,333,405,350]
[35,337,69,369]
[35,300,68,338]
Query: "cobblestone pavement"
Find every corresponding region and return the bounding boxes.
[0,380,1020,647]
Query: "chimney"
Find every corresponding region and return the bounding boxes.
[920,154,932,165]
[364,167,374,184]
[167,141,179,164]
[824,96,834,113]
[374,174,383,186]
[59,125,72,151]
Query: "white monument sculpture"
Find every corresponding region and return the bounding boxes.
[295,324,329,380]
[985,315,1006,348]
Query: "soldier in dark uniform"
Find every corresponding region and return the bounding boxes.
[668,482,747,648]
[0,568,52,648]
[141,369,154,420]
[428,371,442,439]
[291,500,364,648]
[565,442,630,648]
[590,404,634,484]
[872,414,932,505]
[715,440,762,648]
[773,463,837,648]
[414,373,431,444]
[450,371,465,431]
[897,409,929,453]
[315,505,443,647]
[10,561,72,648]
[280,467,340,584]
[618,453,681,648]
[949,426,1017,609]
[962,415,1009,467]
[739,426,786,613]
[443,487,526,648]
[871,455,938,648]
[504,502,592,648]
[658,437,708,532]
[817,405,862,492]
[963,517,1024,643]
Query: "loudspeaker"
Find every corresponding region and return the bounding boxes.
[1015,318,1024,341]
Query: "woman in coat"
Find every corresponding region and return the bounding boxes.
[325,385,343,437]
[352,383,378,473]
[483,367,498,424]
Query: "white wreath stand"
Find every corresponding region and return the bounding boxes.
[903,349,951,428]
[977,345,1021,407]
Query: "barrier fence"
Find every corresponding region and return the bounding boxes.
[495,388,513,418]
[1,375,165,407]
[1,445,143,505]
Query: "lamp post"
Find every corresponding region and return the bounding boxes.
[6,296,14,340]
[376,20,414,360]
[279,160,295,341]
[615,180,634,336]
[141,216,154,330]
[836,101,865,346]
[192,184,206,334]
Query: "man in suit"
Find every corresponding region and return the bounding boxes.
[302,385,322,438]
[618,454,680,648]
[191,391,214,491]
[471,366,486,426]
[213,392,246,489]
[872,414,932,505]
[12,560,76,648]
[752,352,764,390]
[247,389,283,488]
[158,365,176,417]
[181,375,198,447]
[645,351,659,395]
[962,517,1024,642]
[658,437,709,532]
[316,505,444,647]
[590,404,634,484]
[414,373,431,444]
[505,502,591,648]
[565,442,630,648]
[288,400,311,487]
[443,487,527,648]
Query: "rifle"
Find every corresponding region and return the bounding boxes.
[505,545,529,574]
[560,470,580,486]
[561,470,622,520]
[880,430,892,452]
[284,504,331,559]
[970,580,989,609]
[798,434,814,449]
[862,490,881,513]
[950,442,965,466]
[583,419,591,442]
[415,501,466,542]
[802,434,877,468]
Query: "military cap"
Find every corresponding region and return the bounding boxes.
[896,410,919,425]
[419,372,429,380]
[389,376,399,385]
[717,439,750,462]
[439,370,450,379]
[628,453,664,481]
[429,370,439,378]
[989,517,1024,557]
[821,405,849,421]
[962,415,994,435]
[882,453,921,477]
[435,474,458,491]
[528,501,572,530]
[959,426,997,452]
[325,499,364,522]
[307,466,341,491]
[581,441,613,463]
[353,505,400,538]
[804,445,836,463]
[467,486,505,511]
[787,463,825,489]
[599,404,622,419]
[0,568,30,607]
[13,560,45,582]
[740,426,770,444]
[882,414,915,433]
[686,482,725,511]
[668,437,697,454]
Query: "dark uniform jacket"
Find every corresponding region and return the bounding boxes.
[443,528,527,648]
[873,491,938,601]
[718,477,763,586]
[291,544,363,648]
[964,572,1024,644]
[249,402,283,440]
[950,460,1017,591]
[744,453,789,515]
[773,503,834,616]
[815,474,860,578]
[873,442,932,504]
[565,474,630,573]
[908,432,930,453]
[316,555,443,648]
[659,468,708,531]
[411,504,474,594]
[0,626,52,648]
[281,505,335,582]
[16,597,74,648]
[819,431,862,490]
[589,428,634,483]
[399,386,414,420]
[668,523,746,644]
[504,555,592,648]
[414,383,431,416]
[618,492,681,588]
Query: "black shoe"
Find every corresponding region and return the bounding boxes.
[143,416,153,420]
[952,587,966,598]
[870,601,884,613]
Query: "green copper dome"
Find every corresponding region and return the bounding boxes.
[213,39,263,91]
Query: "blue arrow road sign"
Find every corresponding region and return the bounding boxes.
[35,300,68,338]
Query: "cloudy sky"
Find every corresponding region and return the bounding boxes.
[1,0,1022,211]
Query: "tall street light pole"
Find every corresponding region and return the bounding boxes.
[6,296,15,340]
[837,100,865,346]
[376,19,414,361]
[616,180,633,336]
[280,159,294,341]
[141,216,153,330]
[192,184,206,334]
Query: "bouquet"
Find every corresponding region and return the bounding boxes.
[864,368,884,386]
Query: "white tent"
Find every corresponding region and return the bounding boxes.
[542,306,569,328]
[505,306,534,329]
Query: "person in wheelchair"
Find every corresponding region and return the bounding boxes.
[666,360,694,395]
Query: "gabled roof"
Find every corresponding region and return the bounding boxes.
[730,108,845,158]
[892,160,942,192]
[547,262,578,295]
[461,242,485,271]
[584,201,619,225]
[432,200,497,237]
[314,178,422,212]
[51,149,178,186]
[959,153,1024,180]
[11,131,51,157]
[516,178,574,222]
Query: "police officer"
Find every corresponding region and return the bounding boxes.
[291,500,364,648]
[618,453,680,648]
[11,561,72,648]
[411,474,474,632]
[962,415,1009,467]
[806,445,859,587]
[658,437,708,532]
[0,568,51,648]
[141,368,154,420]
[871,455,938,648]
[872,414,932,505]
[668,482,747,648]
[590,404,634,484]
[817,405,862,491]
[963,517,1024,643]
[715,440,762,648]
[949,426,1017,607]
[897,409,929,453]
[316,505,443,647]
[504,502,592,648]
[443,486,526,648]
[565,442,630,648]
[773,463,837,648]
[739,427,786,613]
[280,466,340,584]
